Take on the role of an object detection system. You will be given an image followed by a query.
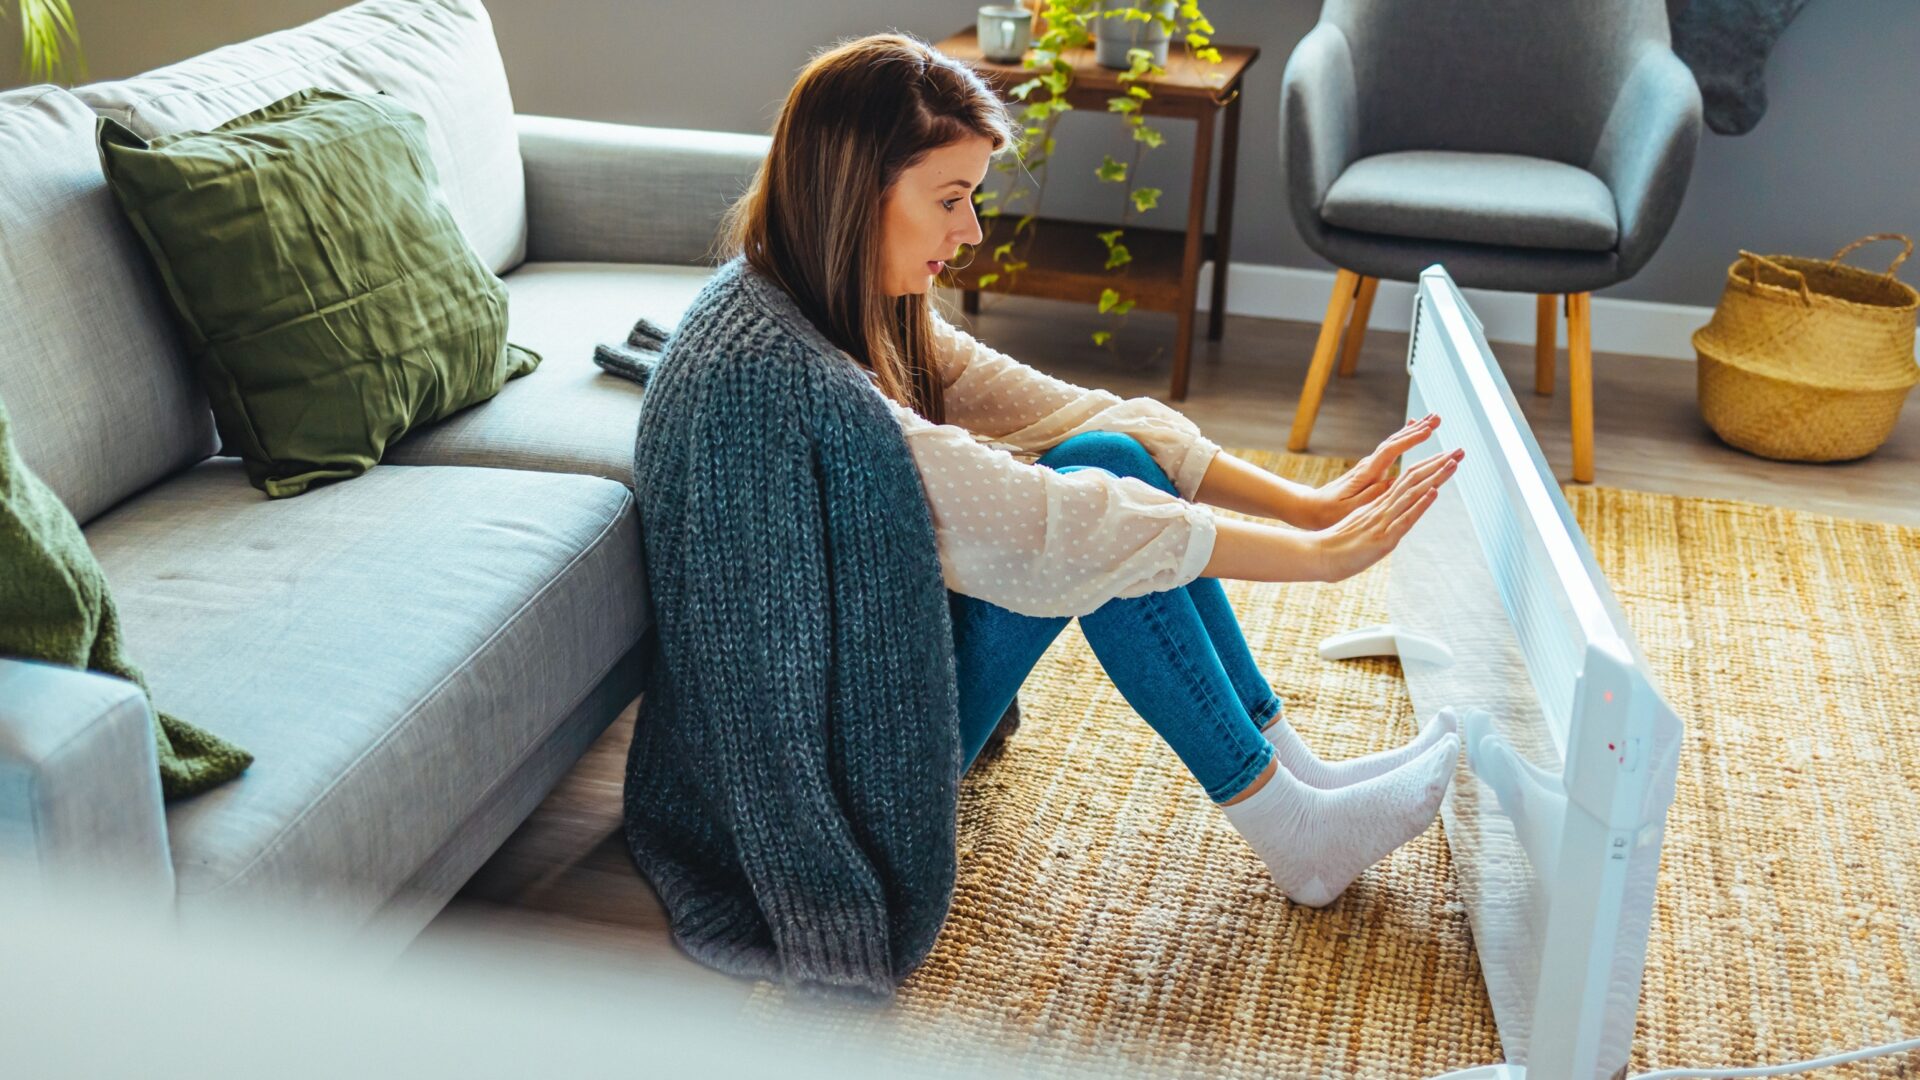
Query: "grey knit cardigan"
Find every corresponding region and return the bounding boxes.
[622,255,963,1002]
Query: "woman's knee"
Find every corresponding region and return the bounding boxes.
[1039,432,1174,492]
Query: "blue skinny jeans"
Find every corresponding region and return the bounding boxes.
[949,431,1282,803]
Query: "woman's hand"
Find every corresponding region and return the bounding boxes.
[1307,445,1464,582]
[1297,414,1444,530]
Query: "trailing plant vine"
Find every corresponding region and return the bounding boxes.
[967,0,1222,348]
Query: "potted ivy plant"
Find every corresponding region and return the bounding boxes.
[5,0,86,84]
[967,0,1223,348]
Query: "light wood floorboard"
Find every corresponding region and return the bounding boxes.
[407,294,1919,1003]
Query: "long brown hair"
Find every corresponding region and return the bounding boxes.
[719,33,1014,425]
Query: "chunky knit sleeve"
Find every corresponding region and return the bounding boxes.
[929,312,1222,501]
[869,386,1217,620]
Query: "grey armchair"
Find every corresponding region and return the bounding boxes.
[1279,0,1703,482]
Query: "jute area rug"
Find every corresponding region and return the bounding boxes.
[740,449,1920,1078]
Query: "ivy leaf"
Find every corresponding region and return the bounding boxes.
[1186,32,1210,48]
[1178,2,1202,19]
[1189,16,1215,34]
[1104,243,1132,270]
[1130,186,1161,212]
[1107,96,1140,114]
[1095,154,1128,183]
[1015,213,1037,234]
[981,205,1003,218]
[1127,85,1152,99]
[973,189,999,203]
[992,241,1015,261]
[1091,330,1113,346]
[1132,124,1165,149]
[977,273,1001,288]
[1113,297,1137,316]
[1096,229,1124,247]
[1022,102,1052,122]
[1042,136,1057,155]
[1010,77,1043,100]
[1002,260,1029,273]
[1042,70,1069,95]
[1195,46,1222,64]
[1098,287,1122,314]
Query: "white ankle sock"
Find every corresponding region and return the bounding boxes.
[1259,707,1458,789]
[1219,732,1459,908]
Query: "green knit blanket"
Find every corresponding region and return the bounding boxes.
[0,393,250,799]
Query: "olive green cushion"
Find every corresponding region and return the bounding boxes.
[96,87,539,499]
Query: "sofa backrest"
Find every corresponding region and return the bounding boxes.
[0,86,219,525]
[73,0,528,275]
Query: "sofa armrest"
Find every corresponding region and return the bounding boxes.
[1589,45,1703,277]
[1280,23,1362,223]
[0,658,174,905]
[517,114,771,267]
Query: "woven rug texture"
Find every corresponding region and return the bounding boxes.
[741,449,1920,1079]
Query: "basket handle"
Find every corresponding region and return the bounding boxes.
[1737,249,1813,306]
[1830,232,1913,278]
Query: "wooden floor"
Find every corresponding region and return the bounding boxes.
[404,292,1920,1006]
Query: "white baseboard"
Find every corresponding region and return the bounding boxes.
[1194,261,1713,362]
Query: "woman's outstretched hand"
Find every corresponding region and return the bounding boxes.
[1298,414,1444,530]
[1307,444,1464,582]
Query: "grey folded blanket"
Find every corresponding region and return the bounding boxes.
[594,316,674,386]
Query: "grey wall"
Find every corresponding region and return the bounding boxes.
[9,0,1916,308]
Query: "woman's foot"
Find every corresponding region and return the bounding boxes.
[1219,732,1459,907]
[1259,707,1458,790]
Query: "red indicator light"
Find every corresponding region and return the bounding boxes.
[1604,690,1614,702]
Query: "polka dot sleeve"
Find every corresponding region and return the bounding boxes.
[870,386,1218,620]
[929,312,1223,501]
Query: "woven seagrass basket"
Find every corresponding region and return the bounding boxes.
[1693,233,1920,462]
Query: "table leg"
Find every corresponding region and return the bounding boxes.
[1208,92,1242,342]
[1171,105,1216,402]
[963,289,980,315]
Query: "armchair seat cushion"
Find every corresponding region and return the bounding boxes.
[1322,150,1619,253]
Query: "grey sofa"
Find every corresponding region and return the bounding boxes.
[0,0,766,954]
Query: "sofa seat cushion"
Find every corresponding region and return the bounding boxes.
[81,458,647,920]
[72,0,526,274]
[384,262,711,489]
[1322,150,1620,253]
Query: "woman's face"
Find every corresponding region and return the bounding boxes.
[878,135,993,297]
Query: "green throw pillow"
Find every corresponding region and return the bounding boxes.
[96,87,540,499]
[0,392,251,800]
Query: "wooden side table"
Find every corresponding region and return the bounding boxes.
[936,28,1258,402]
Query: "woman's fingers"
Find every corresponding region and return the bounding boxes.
[1375,450,1461,525]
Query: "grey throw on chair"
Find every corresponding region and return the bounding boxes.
[1279,0,1703,482]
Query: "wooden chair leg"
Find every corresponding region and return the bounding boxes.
[1568,292,1594,483]
[1288,268,1361,453]
[1337,276,1379,377]
[1535,293,1557,395]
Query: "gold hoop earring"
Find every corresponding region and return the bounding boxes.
[945,245,977,271]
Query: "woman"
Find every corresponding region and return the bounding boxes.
[697,34,1463,911]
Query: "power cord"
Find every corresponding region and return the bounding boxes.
[1628,1034,1920,1079]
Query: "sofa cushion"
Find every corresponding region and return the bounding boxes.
[81,458,647,922]
[98,87,539,500]
[1322,150,1620,253]
[0,85,218,526]
[72,0,526,274]
[385,262,712,488]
